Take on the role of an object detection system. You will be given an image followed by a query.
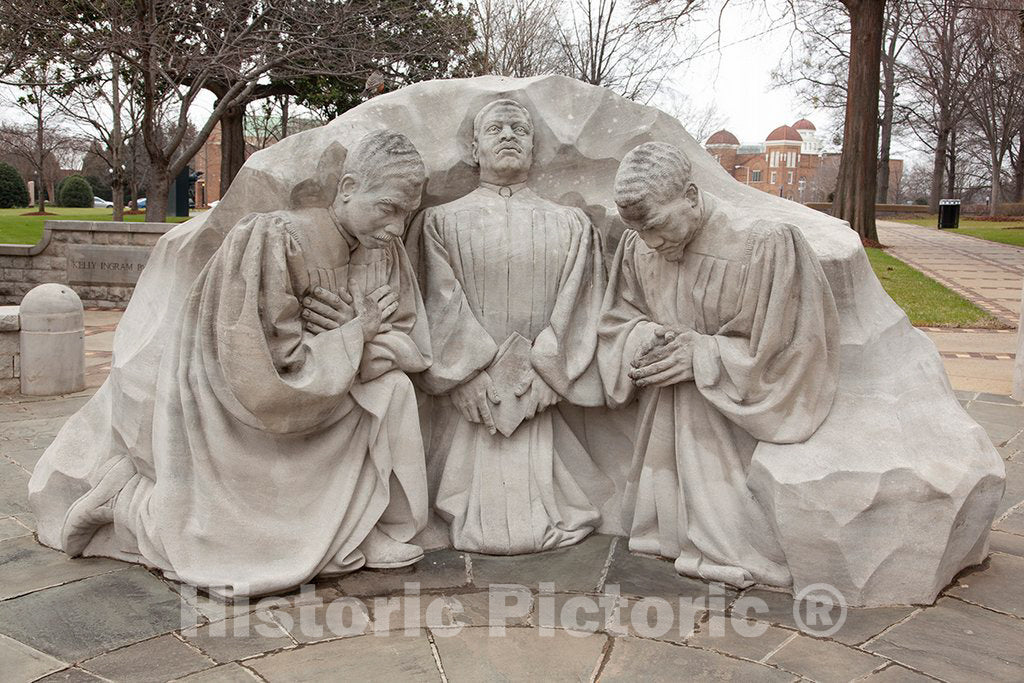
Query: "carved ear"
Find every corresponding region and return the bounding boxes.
[289,141,348,208]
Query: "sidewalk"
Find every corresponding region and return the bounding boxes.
[877,220,1022,395]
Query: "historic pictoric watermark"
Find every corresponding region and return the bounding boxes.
[181,581,848,641]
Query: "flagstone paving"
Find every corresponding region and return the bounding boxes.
[0,382,1020,682]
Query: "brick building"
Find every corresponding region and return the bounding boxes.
[705,120,903,204]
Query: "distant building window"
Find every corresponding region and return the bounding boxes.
[751,170,762,182]
[788,171,794,184]
[770,171,777,184]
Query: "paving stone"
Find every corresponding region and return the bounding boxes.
[0,567,200,661]
[0,535,127,599]
[0,516,30,541]
[997,460,1024,517]
[605,596,703,643]
[443,589,532,629]
[990,530,1024,557]
[273,597,374,643]
[995,506,1024,535]
[742,588,916,645]
[865,597,1024,681]
[600,637,794,682]
[4,446,46,470]
[766,633,886,682]
[335,548,468,596]
[184,612,294,661]
[434,627,606,681]
[81,635,213,682]
[175,662,260,682]
[19,395,91,420]
[976,393,1023,406]
[862,664,940,682]
[603,544,738,605]
[687,616,794,661]
[946,553,1024,617]
[35,668,106,682]
[366,590,450,635]
[0,459,31,516]
[0,633,65,681]
[247,633,440,682]
[469,533,613,592]
[968,402,1024,446]
[533,592,617,635]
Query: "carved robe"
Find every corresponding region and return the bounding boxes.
[598,195,840,587]
[33,207,431,597]
[411,183,610,554]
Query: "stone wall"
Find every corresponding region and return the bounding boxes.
[0,221,172,309]
[0,305,20,394]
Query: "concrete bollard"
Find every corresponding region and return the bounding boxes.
[19,283,85,396]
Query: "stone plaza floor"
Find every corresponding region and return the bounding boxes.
[1,345,1023,681]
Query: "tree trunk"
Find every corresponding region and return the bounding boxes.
[281,96,289,139]
[833,0,885,243]
[929,125,949,212]
[876,23,898,204]
[1015,128,1024,202]
[111,55,124,222]
[35,101,45,213]
[219,104,246,198]
[990,149,1000,216]
[946,127,956,198]
[146,166,170,222]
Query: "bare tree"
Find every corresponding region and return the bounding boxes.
[471,0,567,76]
[558,0,700,102]
[960,2,1024,215]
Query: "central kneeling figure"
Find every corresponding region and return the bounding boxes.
[411,99,610,554]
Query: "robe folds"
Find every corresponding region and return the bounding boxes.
[599,194,840,587]
[42,207,431,598]
[410,185,613,554]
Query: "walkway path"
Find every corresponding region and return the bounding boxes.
[878,220,1023,395]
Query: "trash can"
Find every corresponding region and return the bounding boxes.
[938,199,961,229]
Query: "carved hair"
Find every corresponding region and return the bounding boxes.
[614,142,693,211]
[472,99,533,140]
[344,130,426,194]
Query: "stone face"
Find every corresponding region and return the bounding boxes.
[432,627,606,681]
[0,567,199,661]
[19,283,85,396]
[600,637,793,682]
[66,245,152,285]
[865,598,1024,681]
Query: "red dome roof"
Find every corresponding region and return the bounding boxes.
[792,118,816,131]
[706,129,740,146]
[766,124,802,142]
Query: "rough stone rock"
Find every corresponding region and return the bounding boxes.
[29,75,1003,606]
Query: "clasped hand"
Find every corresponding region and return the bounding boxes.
[629,326,698,388]
[451,366,559,436]
[302,281,399,342]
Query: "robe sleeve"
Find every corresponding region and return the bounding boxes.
[407,207,498,395]
[690,221,840,443]
[597,231,665,409]
[199,212,367,434]
[357,240,432,381]
[531,208,607,407]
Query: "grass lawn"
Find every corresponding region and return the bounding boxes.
[0,207,191,245]
[866,247,1001,327]
[892,215,1024,248]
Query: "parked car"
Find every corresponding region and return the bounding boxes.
[128,197,147,209]
[93,196,114,208]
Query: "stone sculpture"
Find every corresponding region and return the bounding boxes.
[30,131,433,597]
[28,75,1005,607]
[407,99,611,554]
[600,142,841,588]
